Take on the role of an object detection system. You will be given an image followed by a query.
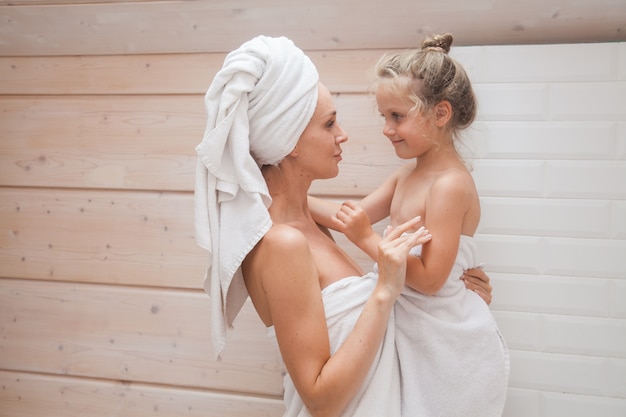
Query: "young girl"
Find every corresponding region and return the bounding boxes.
[310,33,510,417]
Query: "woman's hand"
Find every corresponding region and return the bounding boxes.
[462,267,493,305]
[376,218,432,298]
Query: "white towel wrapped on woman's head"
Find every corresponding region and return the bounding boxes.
[194,35,319,358]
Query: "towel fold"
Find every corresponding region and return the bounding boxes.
[281,273,401,417]
[194,35,319,357]
[394,236,509,417]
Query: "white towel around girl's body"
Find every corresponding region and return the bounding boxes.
[279,272,401,417]
[395,235,510,417]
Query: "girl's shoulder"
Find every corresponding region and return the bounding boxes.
[428,166,477,202]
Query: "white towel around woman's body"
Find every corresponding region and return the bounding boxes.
[279,272,401,417]
[395,235,510,417]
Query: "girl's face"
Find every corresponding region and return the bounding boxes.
[376,85,436,160]
[292,83,348,180]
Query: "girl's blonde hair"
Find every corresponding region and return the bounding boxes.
[374,33,476,142]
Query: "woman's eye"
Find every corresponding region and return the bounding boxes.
[326,119,335,128]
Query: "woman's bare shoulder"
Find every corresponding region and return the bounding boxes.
[262,223,309,251]
[248,223,313,274]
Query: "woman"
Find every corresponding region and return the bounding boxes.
[194,36,491,417]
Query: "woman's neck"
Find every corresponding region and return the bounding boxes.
[262,164,313,225]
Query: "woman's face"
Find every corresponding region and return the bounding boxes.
[292,83,348,180]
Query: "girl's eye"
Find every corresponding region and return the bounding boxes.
[380,112,403,121]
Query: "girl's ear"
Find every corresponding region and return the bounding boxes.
[433,101,452,127]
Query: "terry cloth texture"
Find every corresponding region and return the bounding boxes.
[395,235,510,417]
[194,35,319,357]
[281,272,401,417]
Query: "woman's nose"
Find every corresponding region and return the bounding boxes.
[336,126,349,143]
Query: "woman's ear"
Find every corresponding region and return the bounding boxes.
[433,101,452,127]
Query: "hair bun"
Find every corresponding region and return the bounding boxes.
[421,33,453,54]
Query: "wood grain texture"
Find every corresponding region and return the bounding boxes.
[0,370,284,417]
[0,188,380,286]
[0,51,385,95]
[0,94,401,194]
[1,0,624,56]
[0,279,285,396]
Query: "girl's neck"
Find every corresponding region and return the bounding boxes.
[415,140,461,171]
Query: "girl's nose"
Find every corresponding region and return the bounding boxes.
[382,123,394,138]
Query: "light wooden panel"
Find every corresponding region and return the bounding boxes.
[0,187,205,287]
[0,370,284,417]
[0,51,385,95]
[0,95,202,191]
[0,0,625,56]
[0,188,378,286]
[0,278,284,396]
[0,94,400,194]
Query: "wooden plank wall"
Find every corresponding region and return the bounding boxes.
[0,3,407,416]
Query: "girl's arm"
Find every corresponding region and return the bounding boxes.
[404,172,472,294]
[308,164,406,231]
[358,165,406,224]
[308,195,342,230]
[247,219,424,417]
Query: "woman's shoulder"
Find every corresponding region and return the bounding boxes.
[253,223,313,264]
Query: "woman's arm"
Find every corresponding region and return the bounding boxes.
[245,219,423,417]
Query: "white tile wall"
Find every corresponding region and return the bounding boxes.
[460,41,626,417]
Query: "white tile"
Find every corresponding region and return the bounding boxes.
[608,358,626,398]
[544,161,626,199]
[608,280,626,319]
[490,274,610,317]
[493,311,543,351]
[474,235,545,274]
[503,388,540,417]
[472,160,545,197]
[471,121,619,160]
[509,351,609,396]
[450,45,484,83]
[474,84,548,121]
[618,42,626,81]
[482,43,618,82]
[478,197,612,238]
[618,122,626,159]
[543,316,626,358]
[542,391,626,417]
[613,201,626,239]
[544,237,626,279]
[548,82,626,121]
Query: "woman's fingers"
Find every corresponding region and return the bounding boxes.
[462,268,493,305]
[383,216,422,241]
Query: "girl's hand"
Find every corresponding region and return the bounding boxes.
[462,267,493,305]
[332,200,375,244]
